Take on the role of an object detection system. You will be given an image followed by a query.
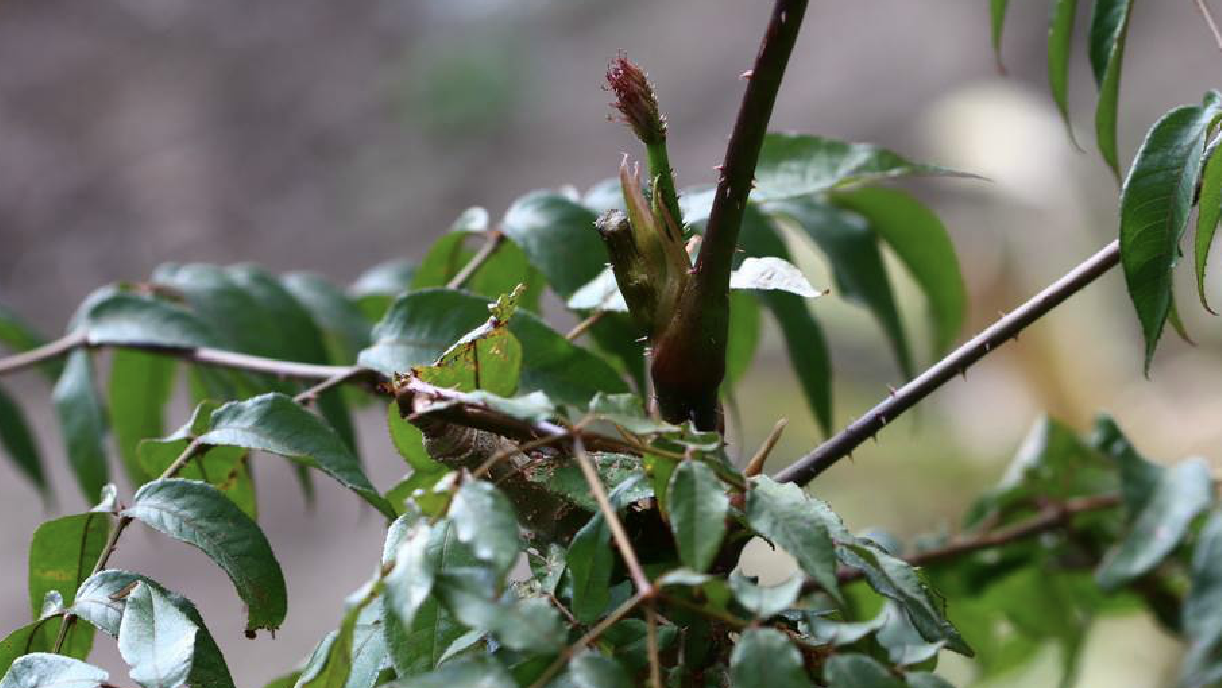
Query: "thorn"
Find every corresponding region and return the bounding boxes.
[886,385,897,397]
[959,367,967,379]
[879,414,888,426]
[740,69,754,79]
[780,10,787,22]
[713,164,725,171]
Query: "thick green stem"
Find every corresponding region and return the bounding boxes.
[651,0,809,429]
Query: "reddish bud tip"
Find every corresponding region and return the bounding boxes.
[606,53,666,145]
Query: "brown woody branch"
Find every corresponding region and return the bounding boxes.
[776,240,1121,486]
[834,493,1121,586]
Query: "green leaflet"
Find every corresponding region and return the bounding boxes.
[76,289,216,349]
[382,518,478,678]
[198,393,393,518]
[448,480,522,576]
[990,0,1011,68]
[823,654,905,688]
[738,206,832,434]
[117,583,198,688]
[745,477,840,601]
[1119,96,1221,371]
[567,652,634,688]
[729,629,813,688]
[1089,0,1134,179]
[0,386,46,495]
[0,653,108,688]
[123,479,287,633]
[432,570,565,654]
[1180,510,1222,688]
[667,460,729,572]
[729,572,803,620]
[109,350,175,487]
[72,570,236,688]
[295,587,382,688]
[416,289,523,397]
[1048,0,1081,145]
[350,260,417,322]
[139,441,257,520]
[501,192,605,298]
[722,291,761,392]
[566,512,614,623]
[360,288,627,406]
[751,133,972,202]
[1195,134,1222,311]
[768,198,912,378]
[26,512,109,659]
[1097,458,1213,589]
[52,350,110,503]
[832,187,966,358]
[281,272,374,365]
[383,656,514,688]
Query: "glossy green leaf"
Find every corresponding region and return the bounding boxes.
[1089,0,1134,178]
[840,541,971,655]
[738,206,832,434]
[72,570,236,688]
[350,260,416,321]
[296,587,380,688]
[567,513,613,623]
[745,477,840,601]
[109,350,174,486]
[434,570,564,653]
[832,187,966,357]
[729,628,813,688]
[990,0,1011,67]
[360,289,627,405]
[729,257,823,298]
[822,654,905,688]
[723,292,761,391]
[501,192,604,298]
[752,133,971,202]
[139,440,257,520]
[383,519,477,677]
[52,350,110,502]
[383,656,514,688]
[123,478,287,633]
[449,479,522,576]
[387,402,444,474]
[1120,98,1220,370]
[27,512,109,658]
[78,290,217,349]
[568,652,633,688]
[117,583,198,688]
[0,623,45,677]
[0,386,46,495]
[345,601,392,688]
[667,460,728,572]
[282,272,373,364]
[1196,137,1222,311]
[1180,509,1222,688]
[729,572,803,619]
[1048,0,1081,144]
[769,198,912,377]
[0,653,107,688]
[416,289,523,397]
[1097,458,1213,589]
[198,393,393,518]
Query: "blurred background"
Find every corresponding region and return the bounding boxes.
[1,0,1221,685]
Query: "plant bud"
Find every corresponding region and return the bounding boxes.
[606,54,666,145]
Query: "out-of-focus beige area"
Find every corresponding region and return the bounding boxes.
[2,1,1222,685]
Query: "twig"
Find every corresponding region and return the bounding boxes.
[447,231,504,290]
[0,330,86,375]
[565,310,606,341]
[646,604,664,688]
[573,435,653,594]
[834,493,1121,585]
[1195,0,1222,52]
[529,592,646,688]
[293,367,378,405]
[776,240,1121,486]
[53,439,208,652]
[744,418,787,477]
